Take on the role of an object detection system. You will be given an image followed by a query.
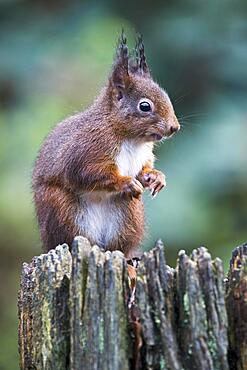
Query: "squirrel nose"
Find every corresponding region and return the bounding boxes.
[168,115,180,135]
[169,125,179,134]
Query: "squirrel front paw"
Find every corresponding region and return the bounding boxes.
[139,169,166,198]
[121,178,144,199]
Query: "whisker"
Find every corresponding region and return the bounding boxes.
[171,90,191,105]
[173,93,190,105]
[179,120,202,127]
[177,112,206,120]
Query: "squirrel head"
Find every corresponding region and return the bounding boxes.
[107,32,180,142]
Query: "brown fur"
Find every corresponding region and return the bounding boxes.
[32,33,180,257]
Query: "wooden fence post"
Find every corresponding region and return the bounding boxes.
[18,237,247,370]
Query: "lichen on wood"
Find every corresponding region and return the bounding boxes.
[135,240,182,370]
[69,237,131,370]
[226,243,247,370]
[176,247,229,370]
[18,237,247,370]
[18,244,71,370]
[135,242,229,370]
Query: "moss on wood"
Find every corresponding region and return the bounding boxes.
[18,238,247,370]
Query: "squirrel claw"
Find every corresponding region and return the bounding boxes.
[151,187,163,198]
[150,182,165,198]
[140,169,166,197]
[121,178,143,199]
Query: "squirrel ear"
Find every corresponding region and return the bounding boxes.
[110,31,130,100]
[130,35,150,76]
[110,64,130,99]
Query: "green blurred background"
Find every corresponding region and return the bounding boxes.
[0,0,247,368]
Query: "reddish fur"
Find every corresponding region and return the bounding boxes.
[32,35,180,257]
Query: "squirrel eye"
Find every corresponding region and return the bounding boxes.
[138,99,153,113]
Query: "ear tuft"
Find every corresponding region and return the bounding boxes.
[116,29,128,72]
[137,35,149,75]
[130,35,150,76]
[110,30,130,99]
[110,31,150,99]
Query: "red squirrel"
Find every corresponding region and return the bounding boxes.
[32,33,180,259]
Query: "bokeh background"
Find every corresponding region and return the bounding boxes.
[1,0,247,368]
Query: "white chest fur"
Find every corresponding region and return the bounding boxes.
[115,140,154,177]
[75,140,153,248]
[76,194,121,248]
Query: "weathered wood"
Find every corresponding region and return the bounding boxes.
[18,244,71,369]
[69,237,131,370]
[226,243,247,370]
[18,238,247,370]
[135,242,229,370]
[176,247,228,370]
[135,240,182,370]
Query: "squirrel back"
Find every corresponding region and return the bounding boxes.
[32,33,180,258]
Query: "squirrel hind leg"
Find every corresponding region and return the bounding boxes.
[34,184,78,252]
[39,205,75,252]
